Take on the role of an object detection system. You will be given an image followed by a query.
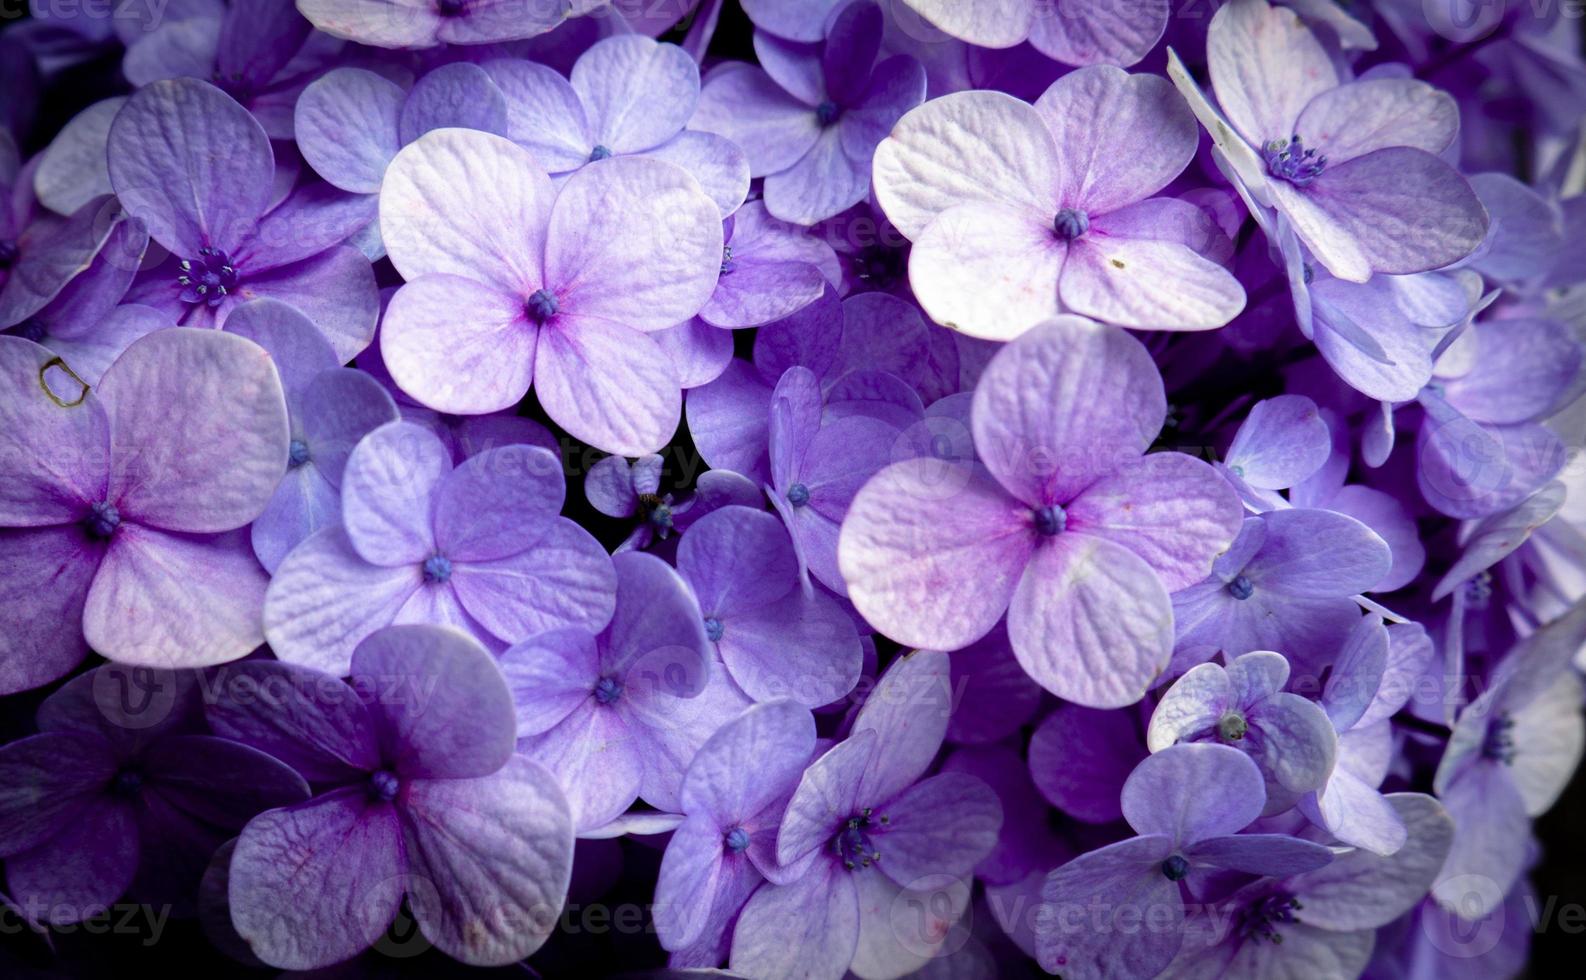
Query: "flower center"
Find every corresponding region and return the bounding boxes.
[1218,712,1248,742]
[1032,505,1066,536]
[816,101,841,126]
[1262,135,1327,187]
[422,555,453,584]
[84,501,121,540]
[525,288,559,324]
[1227,575,1254,600]
[593,675,623,705]
[110,767,144,797]
[288,439,311,468]
[588,144,613,162]
[369,769,401,802]
[1238,891,1303,943]
[639,492,674,533]
[1052,208,1089,241]
[1463,571,1492,611]
[704,616,724,642]
[832,807,887,870]
[176,246,239,307]
[724,826,750,853]
[786,483,810,507]
[719,244,735,275]
[1161,854,1190,881]
[1482,712,1517,765]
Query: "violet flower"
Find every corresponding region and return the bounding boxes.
[296,0,603,49]
[897,0,1169,67]
[0,328,288,691]
[214,624,575,968]
[264,420,615,673]
[840,316,1242,707]
[873,65,1245,337]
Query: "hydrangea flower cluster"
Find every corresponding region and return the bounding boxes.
[1,1,1584,977]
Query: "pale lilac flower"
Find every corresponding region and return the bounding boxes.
[296,0,603,49]
[896,0,1169,67]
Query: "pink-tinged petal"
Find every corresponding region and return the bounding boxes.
[653,812,730,950]
[83,526,266,667]
[1225,395,1331,490]
[907,201,1063,341]
[107,78,273,257]
[99,328,287,533]
[0,336,109,526]
[227,245,379,363]
[340,421,450,567]
[228,789,405,970]
[1296,77,1457,164]
[1206,0,1339,149]
[875,770,1000,883]
[872,90,1056,240]
[899,0,1032,49]
[1034,65,1193,212]
[1061,234,1246,330]
[499,628,600,736]
[1066,452,1242,591]
[5,795,139,923]
[1036,835,1180,978]
[1029,703,1143,823]
[545,156,722,330]
[0,528,99,693]
[729,859,859,980]
[778,730,874,864]
[294,68,404,194]
[483,58,591,172]
[763,126,868,226]
[517,700,643,831]
[399,756,574,965]
[533,316,680,455]
[451,518,616,644]
[683,699,816,826]
[692,64,821,177]
[573,35,698,153]
[1293,148,1489,280]
[839,459,1033,651]
[1028,0,1168,67]
[651,316,734,389]
[0,731,115,853]
[381,274,537,415]
[433,445,563,562]
[351,623,515,779]
[1008,534,1174,707]
[1122,742,1266,842]
[851,649,954,804]
[378,129,551,290]
[971,316,1165,505]
[398,63,507,145]
[263,527,422,675]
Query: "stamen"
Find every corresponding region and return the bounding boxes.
[724,827,750,853]
[288,439,311,468]
[1227,575,1254,600]
[175,246,239,308]
[110,768,144,797]
[436,0,467,15]
[719,244,735,275]
[1218,712,1248,741]
[594,675,623,705]
[588,144,613,162]
[84,501,121,539]
[369,769,401,802]
[1161,855,1190,881]
[704,616,724,642]
[1052,208,1089,241]
[1482,712,1517,765]
[525,289,559,324]
[639,492,674,534]
[1262,135,1327,187]
[422,555,453,584]
[1238,892,1303,944]
[786,483,811,507]
[816,101,841,126]
[1033,505,1066,536]
[832,807,881,870]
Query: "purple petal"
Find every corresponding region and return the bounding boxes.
[451,518,617,644]
[293,67,404,194]
[1036,835,1181,978]
[1030,704,1145,823]
[533,315,681,455]
[204,659,380,782]
[1121,742,1266,843]
[399,63,507,145]
[1028,0,1168,67]
[682,699,816,826]
[729,858,858,979]
[340,421,449,567]
[875,770,1001,884]
[572,35,698,153]
[433,445,564,562]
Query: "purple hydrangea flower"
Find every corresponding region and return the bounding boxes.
[1029,701,1148,825]
[222,299,399,572]
[484,35,749,216]
[676,504,862,706]
[296,0,602,49]
[0,328,288,691]
[694,1,926,225]
[872,65,1246,338]
[503,551,748,831]
[0,664,307,924]
[897,0,1169,67]
[1168,0,1488,283]
[1171,793,1453,976]
[1148,650,1340,814]
[584,452,762,552]
[841,316,1242,707]
[263,420,615,672]
[1171,510,1392,675]
[1036,742,1332,979]
[653,699,815,957]
[729,650,1001,980]
[377,128,722,454]
[107,78,379,360]
[213,624,575,968]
